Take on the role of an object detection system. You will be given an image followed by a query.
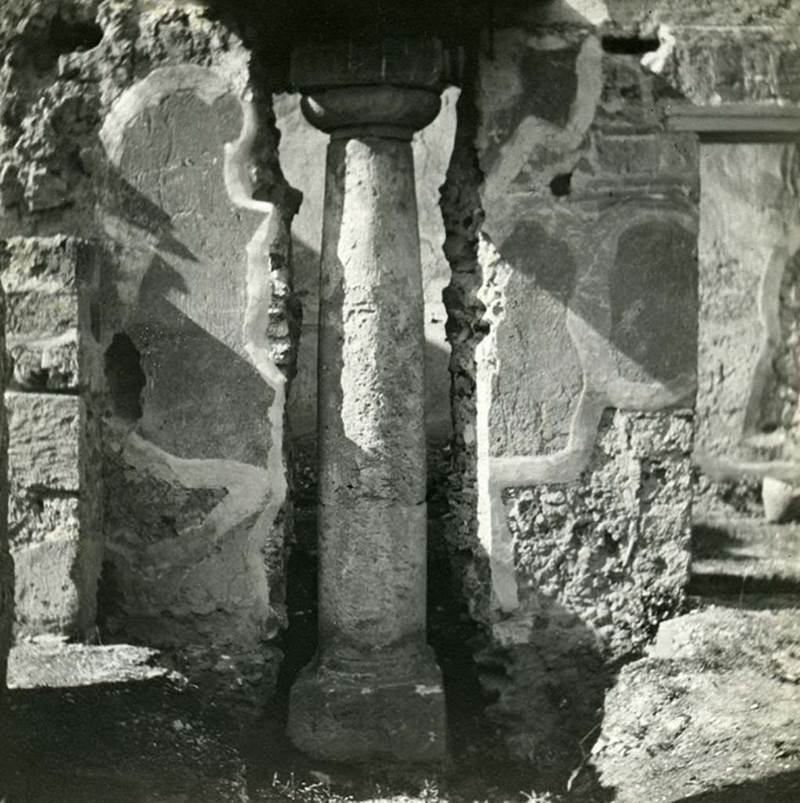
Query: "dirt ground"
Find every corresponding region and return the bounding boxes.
[0,593,798,803]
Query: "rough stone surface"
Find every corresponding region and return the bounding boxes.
[483,410,692,770]
[0,234,103,639]
[6,393,80,493]
[5,392,100,637]
[505,410,693,658]
[591,604,800,802]
[0,282,10,695]
[0,236,97,392]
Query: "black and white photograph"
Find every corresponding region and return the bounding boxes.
[0,0,798,800]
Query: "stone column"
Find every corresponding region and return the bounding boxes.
[287,38,447,762]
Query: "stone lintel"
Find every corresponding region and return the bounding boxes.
[290,36,450,93]
[666,103,800,141]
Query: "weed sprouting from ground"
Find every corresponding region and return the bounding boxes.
[270,772,355,802]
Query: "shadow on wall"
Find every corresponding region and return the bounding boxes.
[98,158,274,444]
[98,163,273,468]
[95,150,282,675]
[288,231,454,466]
[498,212,697,401]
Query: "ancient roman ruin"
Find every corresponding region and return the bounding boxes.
[0,0,799,800]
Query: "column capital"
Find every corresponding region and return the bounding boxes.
[290,36,449,139]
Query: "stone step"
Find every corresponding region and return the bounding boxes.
[591,602,800,802]
[689,517,800,596]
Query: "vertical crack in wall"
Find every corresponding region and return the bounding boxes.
[435,44,515,764]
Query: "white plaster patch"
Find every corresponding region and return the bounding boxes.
[475,235,519,613]
[415,684,443,696]
[641,26,677,75]
[563,0,610,25]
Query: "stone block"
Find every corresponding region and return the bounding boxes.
[6,393,81,493]
[7,484,100,638]
[592,607,800,802]
[9,493,80,549]
[12,538,82,635]
[5,291,77,338]
[0,236,90,296]
[8,333,79,391]
[762,477,800,524]
[290,36,447,91]
[0,236,99,392]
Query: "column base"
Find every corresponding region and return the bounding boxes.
[287,647,446,763]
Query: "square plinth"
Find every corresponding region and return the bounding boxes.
[287,655,447,763]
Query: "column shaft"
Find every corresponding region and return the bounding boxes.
[318,136,427,661]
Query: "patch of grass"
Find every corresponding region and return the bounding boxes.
[269,772,355,802]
